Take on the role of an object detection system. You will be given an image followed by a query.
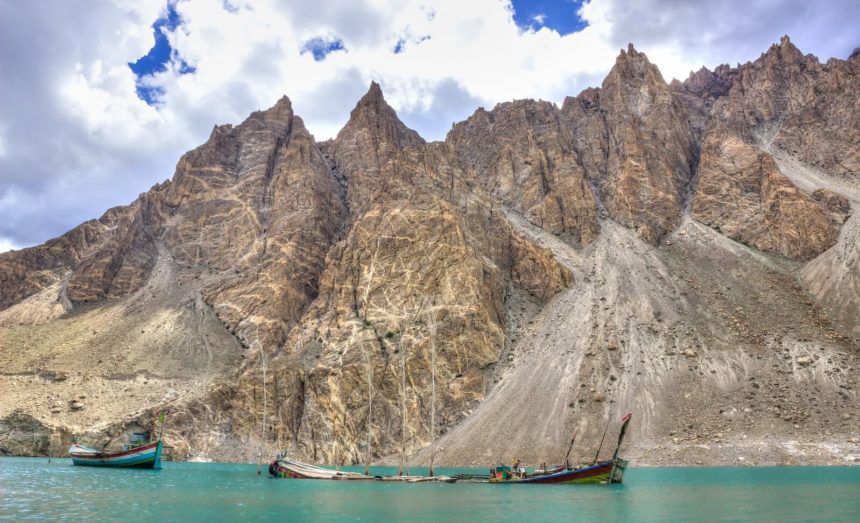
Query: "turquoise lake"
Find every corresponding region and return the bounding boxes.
[1,458,859,521]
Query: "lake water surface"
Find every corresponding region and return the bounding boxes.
[1,458,858,521]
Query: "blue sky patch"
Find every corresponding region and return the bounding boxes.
[221,0,239,13]
[510,0,588,35]
[301,37,347,61]
[128,2,195,105]
[393,35,430,54]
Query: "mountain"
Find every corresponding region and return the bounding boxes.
[1,37,857,466]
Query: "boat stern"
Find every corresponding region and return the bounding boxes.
[609,458,628,484]
[152,440,163,470]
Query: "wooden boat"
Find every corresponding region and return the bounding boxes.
[269,413,633,484]
[487,412,633,485]
[69,431,163,469]
[269,456,375,480]
[268,456,458,482]
[488,458,627,484]
[69,413,167,469]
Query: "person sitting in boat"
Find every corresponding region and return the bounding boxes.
[512,459,526,478]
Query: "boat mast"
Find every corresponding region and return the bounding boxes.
[593,413,611,464]
[399,333,407,476]
[49,432,59,464]
[608,412,633,483]
[563,427,580,469]
[364,342,373,476]
[428,307,436,478]
[257,348,268,475]
[611,412,633,461]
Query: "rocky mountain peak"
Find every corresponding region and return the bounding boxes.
[760,34,808,66]
[601,41,675,117]
[340,81,424,145]
[2,37,858,469]
[678,65,734,100]
[608,43,661,82]
[593,41,699,244]
[271,94,293,113]
[362,80,384,102]
[347,81,387,121]
[247,94,295,125]
[330,82,425,214]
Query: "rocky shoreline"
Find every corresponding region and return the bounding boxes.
[4,408,858,467]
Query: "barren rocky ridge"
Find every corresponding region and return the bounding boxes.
[1,36,858,466]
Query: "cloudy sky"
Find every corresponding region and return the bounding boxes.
[1,0,858,252]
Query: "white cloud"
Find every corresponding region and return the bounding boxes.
[1,0,858,251]
[148,0,619,141]
[594,0,860,82]
[0,237,19,253]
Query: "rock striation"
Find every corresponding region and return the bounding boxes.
[1,37,858,466]
[691,128,848,260]
[579,44,697,244]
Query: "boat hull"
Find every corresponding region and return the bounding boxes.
[269,456,628,484]
[493,459,627,484]
[70,441,163,469]
[269,458,374,480]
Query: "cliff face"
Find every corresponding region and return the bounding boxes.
[691,128,848,261]
[448,100,601,247]
[2,37,858,465]
[586,44,698,244]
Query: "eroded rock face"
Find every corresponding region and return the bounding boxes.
[220,89,573,463]
[331,81,425,216]
[66,195,165,303]
[448,101,600,246]
[0,190,168,309]
[164,97,347,348]
[692,129,847,260]
[563,45,698,243]
[803,213,860,335]
[272,201,508,463]
[677,36,860,181]
[1,37,858,465]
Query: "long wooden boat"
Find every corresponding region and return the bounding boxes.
[488,458,627,484]
[485,412,632,485]
[69,440,163,469]
[269,456,375,480]
[268,457,456,482]
[269,413,632,485]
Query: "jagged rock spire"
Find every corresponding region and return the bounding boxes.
[338,81,424,147]
[330,82,426,213]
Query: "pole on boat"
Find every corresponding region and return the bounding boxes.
[257,349,268,475]
[157,410,166,441]
[608,412,633,483]
[563,427,579,469]
[427,306,437,478]
[399,333,407,477]
[48,432,59,464]
[611,412,633,462]
[593,413,612,464]
[364,341,373,477]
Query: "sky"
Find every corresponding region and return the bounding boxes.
[1,0,858,252]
